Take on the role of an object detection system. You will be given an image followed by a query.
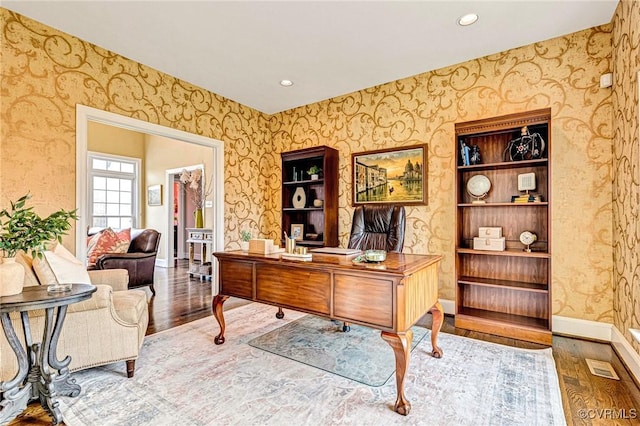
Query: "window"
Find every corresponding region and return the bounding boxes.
[88,153,140,229]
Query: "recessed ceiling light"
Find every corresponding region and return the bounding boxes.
[457,13,478,26]
[280,79,294,87]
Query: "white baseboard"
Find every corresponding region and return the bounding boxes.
[551,315,613,342]
[439,298,455,315]
[611,326,640,386]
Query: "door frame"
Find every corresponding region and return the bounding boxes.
[76,105,225,288]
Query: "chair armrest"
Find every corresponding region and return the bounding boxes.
[97,252,156,264]
[68,284,112,313]
[88,269,129,292]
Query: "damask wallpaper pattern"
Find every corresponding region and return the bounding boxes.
[271,25,614,321]
[0,9,272,251]
[612,0,640,353]
[0,6,633,334]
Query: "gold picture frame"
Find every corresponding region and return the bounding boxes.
[352,144,428,206]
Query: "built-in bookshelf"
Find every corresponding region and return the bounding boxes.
[281,146,339,247]
[454,109,552,345]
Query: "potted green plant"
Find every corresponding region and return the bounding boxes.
[307,165,322,180]
[0,193,78,296]
[240,230,252,251]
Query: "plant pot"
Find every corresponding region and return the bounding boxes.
[0,257,25,297]
[240,241,249,251]
[311,174,319,180]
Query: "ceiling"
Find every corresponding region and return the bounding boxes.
[2,1,618,115]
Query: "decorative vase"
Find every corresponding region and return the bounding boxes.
[195,208,204,228]
[292,187,306,209]
[0,257,25,297]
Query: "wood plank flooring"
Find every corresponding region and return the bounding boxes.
[9,260,640,425]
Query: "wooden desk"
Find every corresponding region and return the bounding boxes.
[212,251,443,415]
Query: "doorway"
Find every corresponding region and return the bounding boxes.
[75,105,225,292]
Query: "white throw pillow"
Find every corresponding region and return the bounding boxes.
[33,244,92,285]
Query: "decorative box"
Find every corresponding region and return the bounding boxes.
[473,237,506,251]
[478,227,502,238]
[248,238,276,254]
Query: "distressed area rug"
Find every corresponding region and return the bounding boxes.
[248,315,428,386]
[60,303,566,426]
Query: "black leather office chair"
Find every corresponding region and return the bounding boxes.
[341,204,406,331]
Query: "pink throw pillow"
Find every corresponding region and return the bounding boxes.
[86,228,131,266]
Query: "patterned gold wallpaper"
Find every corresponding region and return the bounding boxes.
[0,9,272,252]
[271,25,615,321]
[612,0,640,353]
[0,7,629,332]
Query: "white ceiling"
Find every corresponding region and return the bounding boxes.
[2,1,618,115]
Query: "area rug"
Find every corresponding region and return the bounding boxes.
[248,315,428,386]
[59,303,566,426]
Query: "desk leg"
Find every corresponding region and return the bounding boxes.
[212,295,229,345]
[0,313,31,425]
[430,302,444,358]
[381,329,413,416]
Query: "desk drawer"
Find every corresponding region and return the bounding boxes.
[256,264,330,315]
[334,274,393,328]
[218,260,253,299]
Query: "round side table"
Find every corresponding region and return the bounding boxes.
[0,283,96,425]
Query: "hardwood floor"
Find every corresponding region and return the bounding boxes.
[10,260,640,425]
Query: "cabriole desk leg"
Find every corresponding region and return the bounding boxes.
[381,329,413,416]
[212,295,229,345]
[429,301,444,358]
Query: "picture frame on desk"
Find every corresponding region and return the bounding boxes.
[352,144,427,206]
[291,224,304,241]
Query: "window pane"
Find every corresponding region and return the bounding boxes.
[106,178,119,191]
[121,217,132,228]
[120,204,132,216]
[106,203,119,216]
[93,176,106,190]
[93,217,107,227]
[120,192,132,204]
[106,191,119,203]
[121,163,134,173]
[93,203,106,215]
[120,179,132,191]
[106,161,120,172]
[107,218,120,229]
[92,159,107,170]
[93,190,106,203]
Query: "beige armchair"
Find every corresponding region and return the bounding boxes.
[0,251,149,382]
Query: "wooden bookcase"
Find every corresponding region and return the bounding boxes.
[454,109,552,345]
[281,146,339,248]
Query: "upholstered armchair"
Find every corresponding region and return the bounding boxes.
[1,247,148,382]
[90,229,161,295]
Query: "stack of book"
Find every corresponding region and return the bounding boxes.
[511,194,543,203]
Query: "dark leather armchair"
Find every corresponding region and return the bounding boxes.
[347,204,406,253]
[95,229,161,295]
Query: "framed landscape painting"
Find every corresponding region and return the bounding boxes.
[352,144,427,205]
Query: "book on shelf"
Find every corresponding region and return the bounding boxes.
[511,194,544,203]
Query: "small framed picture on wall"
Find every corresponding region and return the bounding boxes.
[147,184,162,206]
